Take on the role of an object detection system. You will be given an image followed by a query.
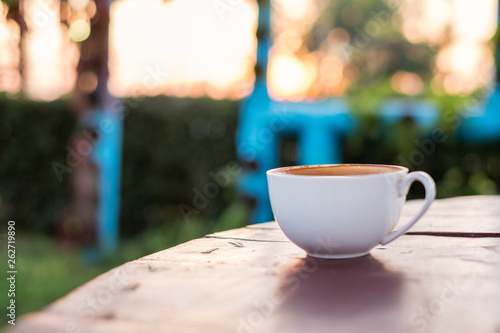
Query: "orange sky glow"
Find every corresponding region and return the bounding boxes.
[0,0,497,101]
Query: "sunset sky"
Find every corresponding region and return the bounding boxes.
[0,0,497,101]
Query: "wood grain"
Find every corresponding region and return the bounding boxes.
[8,195,500,333]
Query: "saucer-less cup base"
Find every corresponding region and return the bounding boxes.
[308,251,371,260]
[267,164,436,259]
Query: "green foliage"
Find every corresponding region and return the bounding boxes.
[0,0,16,7]
[0,232,112,324]
[343,117,500,199]
[0,94,246,235]
[1,94,498,236]
[120,96,244,236]
[0,95,75,234]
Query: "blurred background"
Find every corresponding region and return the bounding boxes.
[0,0,499,322]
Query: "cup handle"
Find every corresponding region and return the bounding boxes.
[381,171,436,245]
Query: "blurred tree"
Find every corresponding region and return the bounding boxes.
[309,0,437,101]
[58,0,121,258]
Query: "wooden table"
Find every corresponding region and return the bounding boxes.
[10,196,500,333]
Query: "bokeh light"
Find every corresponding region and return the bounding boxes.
[77,70,98,93]
[23,0,78,100]
[391,71,424,96]
[0,0,497,100]
[68,19,91,42]
[69,0,91,12]
[399,0,497,95]
[269,54,315,100]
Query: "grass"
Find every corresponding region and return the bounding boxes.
[0,201,248,331]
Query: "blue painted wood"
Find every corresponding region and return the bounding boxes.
[82,109,123,256]
[460,88,500,142]
[379,99,440,130]
[238,94,354,222]
[94,111,122,256]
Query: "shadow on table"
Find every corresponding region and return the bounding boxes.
[272,254,406,332]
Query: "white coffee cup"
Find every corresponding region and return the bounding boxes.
[267,164,436,259]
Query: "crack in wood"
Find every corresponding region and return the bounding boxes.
[459,257,497,265]
[121,282,140,292]
[228,241,244,248]
[201,248,219,254]
[98,312,115,320]
[406,232,500,238]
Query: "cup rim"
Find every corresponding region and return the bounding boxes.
[266,163,409,178]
